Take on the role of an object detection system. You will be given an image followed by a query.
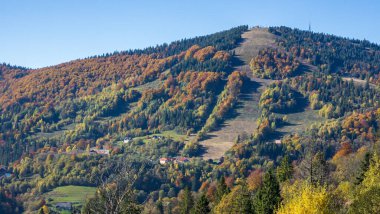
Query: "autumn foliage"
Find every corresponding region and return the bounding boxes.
[250,48,300,79]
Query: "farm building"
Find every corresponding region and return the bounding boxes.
[175,157,189,163]
[159,157,172,165]
[89,147,110,155]
[55,202,72,210]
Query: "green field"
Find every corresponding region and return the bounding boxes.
[44,185,96,206]
[132,130,188,144]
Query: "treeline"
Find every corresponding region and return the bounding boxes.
[0,63,28,81]
[91,25,248,58]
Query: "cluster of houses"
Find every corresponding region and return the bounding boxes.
[159,157,190,165]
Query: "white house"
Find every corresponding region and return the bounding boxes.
[124,137,132,144]
[159,157,172,165]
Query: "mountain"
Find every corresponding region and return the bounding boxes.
[0,26,379,213]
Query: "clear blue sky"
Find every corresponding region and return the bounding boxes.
[1,0,379,68]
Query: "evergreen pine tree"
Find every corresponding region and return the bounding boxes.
[253,169,281,214]
[276,155,293,182]
[156,200,164,214]
[238,183,253,213]
[180,187,194,214]
[311,151,328,186]
[355,152,371,185]
[192,193,210,214]
[215,176,230,203]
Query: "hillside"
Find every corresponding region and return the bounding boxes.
[0,26,380,213]
[199,28,276,159]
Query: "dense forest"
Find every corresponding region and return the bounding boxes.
[269,26,380,84]
[1,25,380,214]
[250,48,300,79]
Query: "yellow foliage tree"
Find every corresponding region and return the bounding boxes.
[360,151,380,192]
[278,181,336,214]
[213,185,252,214]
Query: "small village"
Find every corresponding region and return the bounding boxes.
[159,156,190,165]
[32,135,195,167]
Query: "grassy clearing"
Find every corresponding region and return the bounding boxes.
[276,109,326,134]
[133,130,188,144]
[234,27,278,64]
[160,130,188,142]
[198,79,262,160]
[44,185,96,205]
[34,123,77,139]
[342,77,377,88]
[133,79,163,92]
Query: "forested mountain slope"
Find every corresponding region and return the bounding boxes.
[1,26,380,213]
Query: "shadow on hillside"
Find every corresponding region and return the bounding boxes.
[227,78,261,118]
[199,133,219,141]
[197,144,208,157]
[300,62,318,73]
[231,55,246,68]
[273,90,309,114]
[291,63,309,76]
[265,129,293,141]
